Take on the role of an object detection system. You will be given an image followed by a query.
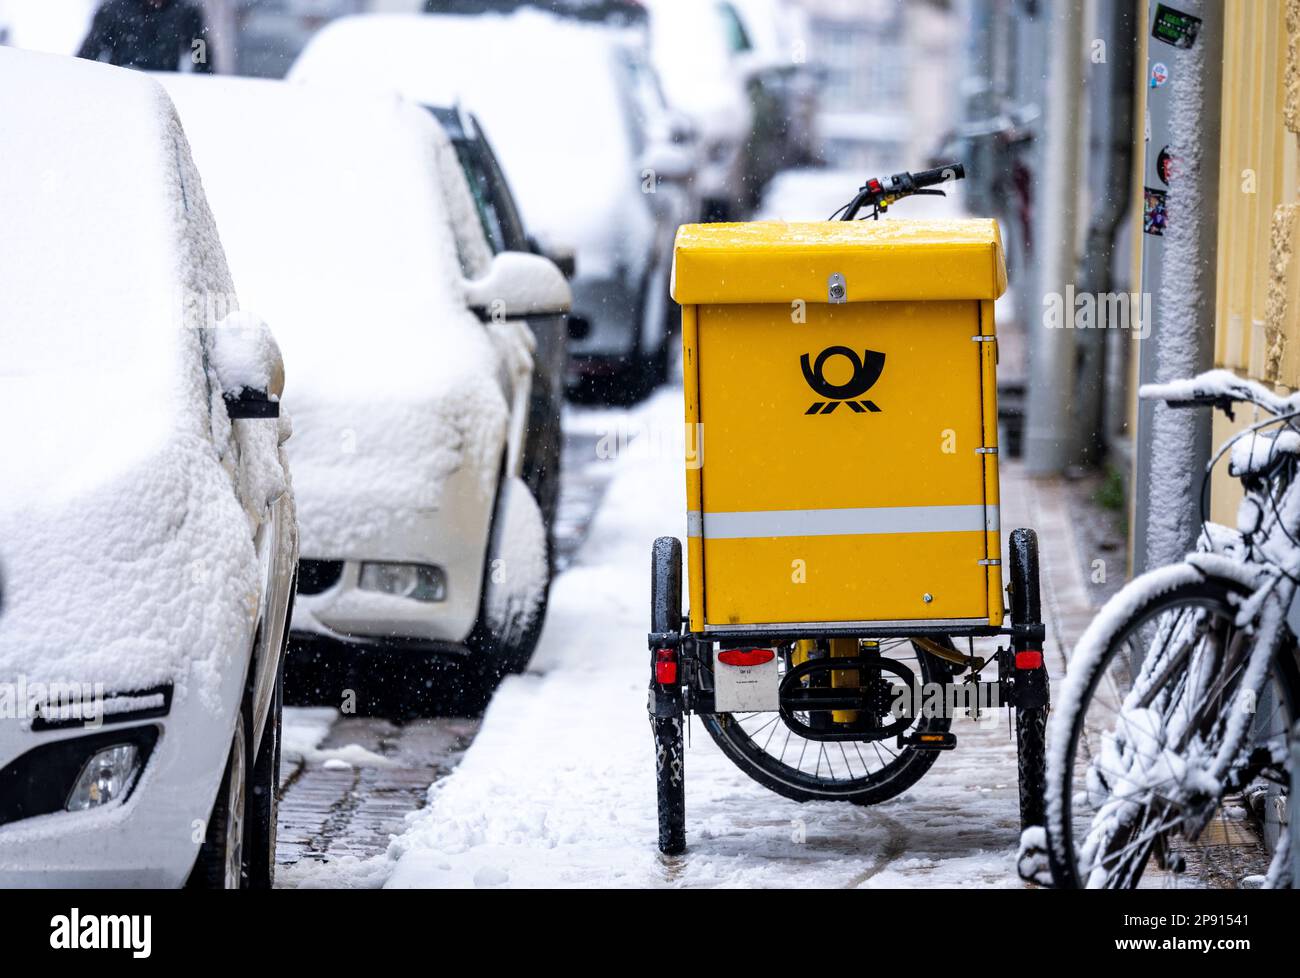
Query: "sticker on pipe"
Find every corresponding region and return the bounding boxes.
[713,648,780,713]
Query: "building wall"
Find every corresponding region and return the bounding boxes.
[1207,0,1300,525]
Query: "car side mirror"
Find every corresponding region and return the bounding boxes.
[209,311,284,420]
[224,388,280,419]
[465,251,572,320]
[530,235,577,280]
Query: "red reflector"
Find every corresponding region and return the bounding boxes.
[718,648,776,667]
[1016,651,1043,670]
[655,649,677,685]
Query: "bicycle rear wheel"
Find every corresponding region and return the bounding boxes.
[702,637,956,805]
[1047,571,1299,888]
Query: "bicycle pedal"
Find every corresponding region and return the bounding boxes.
[897,731,957,751]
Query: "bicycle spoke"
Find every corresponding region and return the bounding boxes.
[1064,589,1296,889]
[703,638,955,799]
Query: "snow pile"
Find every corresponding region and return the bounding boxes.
[277,853,393,890]
[281,707,394,770]
[0,50,280,705]
[281,707,337,767]
[290,12,641,281]
[159,76,507,559]
[1016,826,1052,886]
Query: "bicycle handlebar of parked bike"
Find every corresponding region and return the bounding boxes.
[1141,369,1300,420]
[835,163,966,221]
[909,163,966,189]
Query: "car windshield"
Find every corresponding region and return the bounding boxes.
[452,138,509,253]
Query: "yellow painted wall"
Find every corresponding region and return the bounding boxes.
[1207,0,1300,526]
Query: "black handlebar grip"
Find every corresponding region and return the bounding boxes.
[912,163,965,188]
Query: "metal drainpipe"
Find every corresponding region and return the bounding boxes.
[1024,0,1085,476]
[1131,0,1223,575]
[961,0,999,219]
[1072,0,1136,469]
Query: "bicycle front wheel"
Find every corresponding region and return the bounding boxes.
[1046,569,1299,888]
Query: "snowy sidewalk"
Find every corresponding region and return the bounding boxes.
[377,390,1095,888]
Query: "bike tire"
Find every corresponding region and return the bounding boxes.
[1046,568,1300,888]
[1009,528,1048,832]
[701,639,955,805]
[649,536,685,854]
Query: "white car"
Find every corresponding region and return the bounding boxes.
[290,10,693,400]
[643,0,755,221]
[730,0,821,202]
[0,48,297,888]
[156,76,571,677]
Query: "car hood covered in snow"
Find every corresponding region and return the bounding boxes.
[158,76,507,558]
[0,49,272,704]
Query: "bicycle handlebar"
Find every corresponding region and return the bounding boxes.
[1141,370,1300,420]
[910,163,966,189]
[837,163,966,221]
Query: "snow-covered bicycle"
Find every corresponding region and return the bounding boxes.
[1045,370,1300,888]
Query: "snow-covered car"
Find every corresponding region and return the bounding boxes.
[156,75,571,676]
[429,104,566,533]
[730,0,820,207]
[290,10,693,400]
[643,0,755,221]
[0,48,298,888]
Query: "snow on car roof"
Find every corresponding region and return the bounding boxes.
[0,47,231,496]
[158,75,508,560]
[290,12,635,245]
[158,74,488,399]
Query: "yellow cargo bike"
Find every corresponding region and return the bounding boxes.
[647,166,1049,854]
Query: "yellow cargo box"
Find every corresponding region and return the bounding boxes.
[672,219,1007,635]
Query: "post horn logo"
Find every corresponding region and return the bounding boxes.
[800,346,885,415]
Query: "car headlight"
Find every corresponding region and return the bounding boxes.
[66,744,141,812]
[358,562,447,602]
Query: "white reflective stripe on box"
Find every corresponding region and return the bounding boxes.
[686,504,998,539]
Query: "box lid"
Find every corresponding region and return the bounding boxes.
[671,219,1007,305]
